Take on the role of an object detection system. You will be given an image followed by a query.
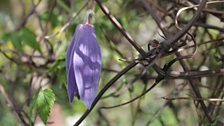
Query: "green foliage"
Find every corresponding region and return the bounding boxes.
[30,88,55,124]
[2,32,22,50]
[40,11,59,28]
[209,48,222,68]
[0,96,17,126]
[19,28,41,51]
[1,0,224,125]
[56,0,70,13]
[49,56,66,85]
[2,27,40,51]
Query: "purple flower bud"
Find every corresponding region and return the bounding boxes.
[66,23,102,109]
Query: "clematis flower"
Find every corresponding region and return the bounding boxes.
[66,23,102,109]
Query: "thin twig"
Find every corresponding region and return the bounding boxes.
[44,1,88,39]
[16,0,41,31]
[162,96,224,102]
[0,84,28,126]
[95,0,146,57]
[74,61,138,126]
[99,80,160,109]
[142,0,212,122]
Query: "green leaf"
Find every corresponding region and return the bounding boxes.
[19,28,40,51]
[2,32,22,50]
[29,93,38,124]
[56,0,70,13]
[2,28,40,51]
[32,88,55,124]
[40,11,58,28]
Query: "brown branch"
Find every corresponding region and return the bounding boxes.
[99,80,160,109]
[0,84,28,126]
[141,0,212,122]
[16,0,41,31]
[74,61,138,126]
[95,0,146,57]
[162,97,224,102]
[168,69,224,79]
[144,69,224,79]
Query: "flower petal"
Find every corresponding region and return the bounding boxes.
[66,25,82,102]
[73,24,101,108]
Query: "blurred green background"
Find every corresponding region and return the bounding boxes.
[0,0,224,126]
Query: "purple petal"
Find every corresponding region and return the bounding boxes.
[66,25,82,102]
[73,24,102,108]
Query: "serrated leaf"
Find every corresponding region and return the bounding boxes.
[36,88,55,124]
